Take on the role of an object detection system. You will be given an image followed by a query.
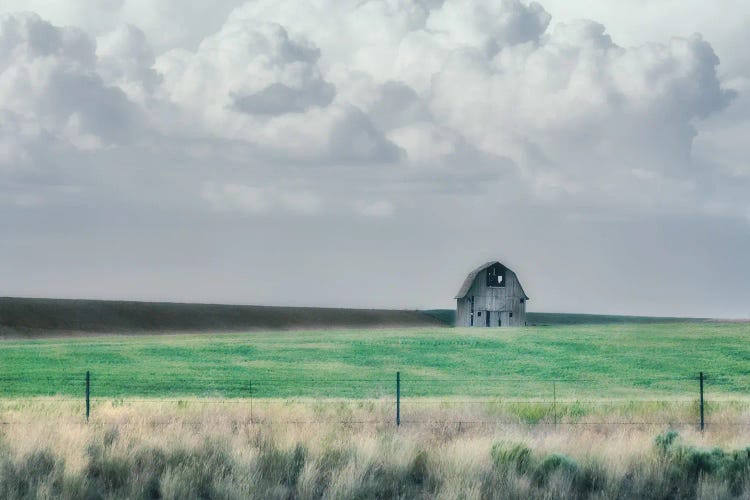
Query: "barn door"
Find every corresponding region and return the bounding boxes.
[485,311,491,327]
[501,312,510,326]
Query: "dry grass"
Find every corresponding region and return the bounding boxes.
[2,399,750,499]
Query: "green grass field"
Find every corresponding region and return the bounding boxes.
[1,321,749,400]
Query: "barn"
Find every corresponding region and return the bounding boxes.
[455,261,528,327]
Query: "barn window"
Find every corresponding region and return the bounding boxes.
[510,312,513,318]
[477,311,482,317]
[486,264,506,288]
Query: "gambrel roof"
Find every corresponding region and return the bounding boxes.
[454,261,529,300]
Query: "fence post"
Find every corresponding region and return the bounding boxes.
[249,380,253,424]
[396,371,401,427]
[699,371,704,432]
[85,371,90,423]
[553,381,557,429]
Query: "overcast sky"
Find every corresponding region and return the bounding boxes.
[1,0,748,318]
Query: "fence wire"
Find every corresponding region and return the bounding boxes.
[1,371,749,428]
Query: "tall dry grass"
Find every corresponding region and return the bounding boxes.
[1,398,750,499]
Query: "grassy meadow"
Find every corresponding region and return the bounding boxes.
[1,322,749,400]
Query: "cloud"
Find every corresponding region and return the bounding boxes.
[202,182,323,215]
[327,107,405,163]
[367,81,431,132]
[0,2,739,214]
[0,1,740,220]
[154,20,330,116]
[0,12,140,180]
[202,183,270,214]
[0,0,245,53]
[210,0,736,209]
[232,81,335,115]
[425,0,551,51]
[354,199,395,217]
[96,24,161,101]
[427,20,735,202]
[154,19,403,163]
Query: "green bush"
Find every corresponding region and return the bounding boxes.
[647,431,750,498]
[654,430,680,454]
[508,403,552,424]
[491,442,535,473]
[532,453,578,486]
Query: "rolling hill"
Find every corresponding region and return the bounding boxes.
[0,296,445,337]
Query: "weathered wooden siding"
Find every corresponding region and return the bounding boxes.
[456,267,527,327]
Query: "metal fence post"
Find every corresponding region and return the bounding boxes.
[553,381,557,429]
[699,371,704,431]
[85,371,90,423]
[396,371,401,427]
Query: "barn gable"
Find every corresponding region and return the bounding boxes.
[455,261,529,300]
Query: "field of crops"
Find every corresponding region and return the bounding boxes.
[1,321,749,400]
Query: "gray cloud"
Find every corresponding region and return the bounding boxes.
[367,81,432,131]
[426,0,552,56]
[328,107,405,163]
[232,81,335,115]
[97,24,162,99]
[0,12,141,180]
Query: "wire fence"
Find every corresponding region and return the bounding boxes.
[2,371,750,429]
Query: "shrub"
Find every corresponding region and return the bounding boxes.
[509,403,552,424]
[256,442,307,490]
[491,442,535,474]
[409,450,429,485]
[352,462,405,499]
[533,453,578,486]
[0,448,63,499]
[655,430,680,454]
[310,447,352,497]
[648,431,750,498]
[351,450,438,499]
[85,443,131,492]
[571,458,608,495]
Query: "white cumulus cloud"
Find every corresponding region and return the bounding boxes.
[0,2,742,215]
[0,12,141,180]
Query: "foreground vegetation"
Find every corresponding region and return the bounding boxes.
[0,322,749,399]
[1,401,750,499]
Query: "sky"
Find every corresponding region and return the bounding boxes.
[0,0,748,318]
